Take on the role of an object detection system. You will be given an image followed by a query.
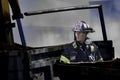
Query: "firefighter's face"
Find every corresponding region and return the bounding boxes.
[75,31,87,43]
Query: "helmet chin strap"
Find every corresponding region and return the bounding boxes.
[74,32,77,41]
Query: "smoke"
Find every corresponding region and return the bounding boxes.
[107,20,120,58]
[13,0,120,57]
[89,0,120,58]
[13,0,89,47]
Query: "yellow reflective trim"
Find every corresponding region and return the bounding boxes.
[96,57,103,62]
[72,42,77,49]
[60,55,70,63]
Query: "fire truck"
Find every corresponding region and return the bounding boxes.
[0,0,120,80]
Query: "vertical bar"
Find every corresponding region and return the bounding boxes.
[16,19,31,80]
[7,0,31,80]
[0,0,14,45]
[16,19,26,46]
[98,5,107,41]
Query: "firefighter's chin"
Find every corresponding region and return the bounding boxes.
[77,39,85,44]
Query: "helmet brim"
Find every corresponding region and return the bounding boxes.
[72,28,95,33]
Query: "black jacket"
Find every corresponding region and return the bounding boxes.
[60,41,103,63]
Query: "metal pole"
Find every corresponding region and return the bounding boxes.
[98,5,107,41]
[24,4,108,41]
[8,0,31,79]
[16,18,31,80]
[16,19,26,46]
[24,5,101,16]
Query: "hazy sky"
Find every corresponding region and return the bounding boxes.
[12,0,120,58]
[89,0,120,58]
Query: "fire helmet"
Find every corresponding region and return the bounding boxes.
[72,21,95,33]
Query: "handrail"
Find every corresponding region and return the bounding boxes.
[24,4,101,16]
[24,4,107,41]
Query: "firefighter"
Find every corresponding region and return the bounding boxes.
[60,21,103,63]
